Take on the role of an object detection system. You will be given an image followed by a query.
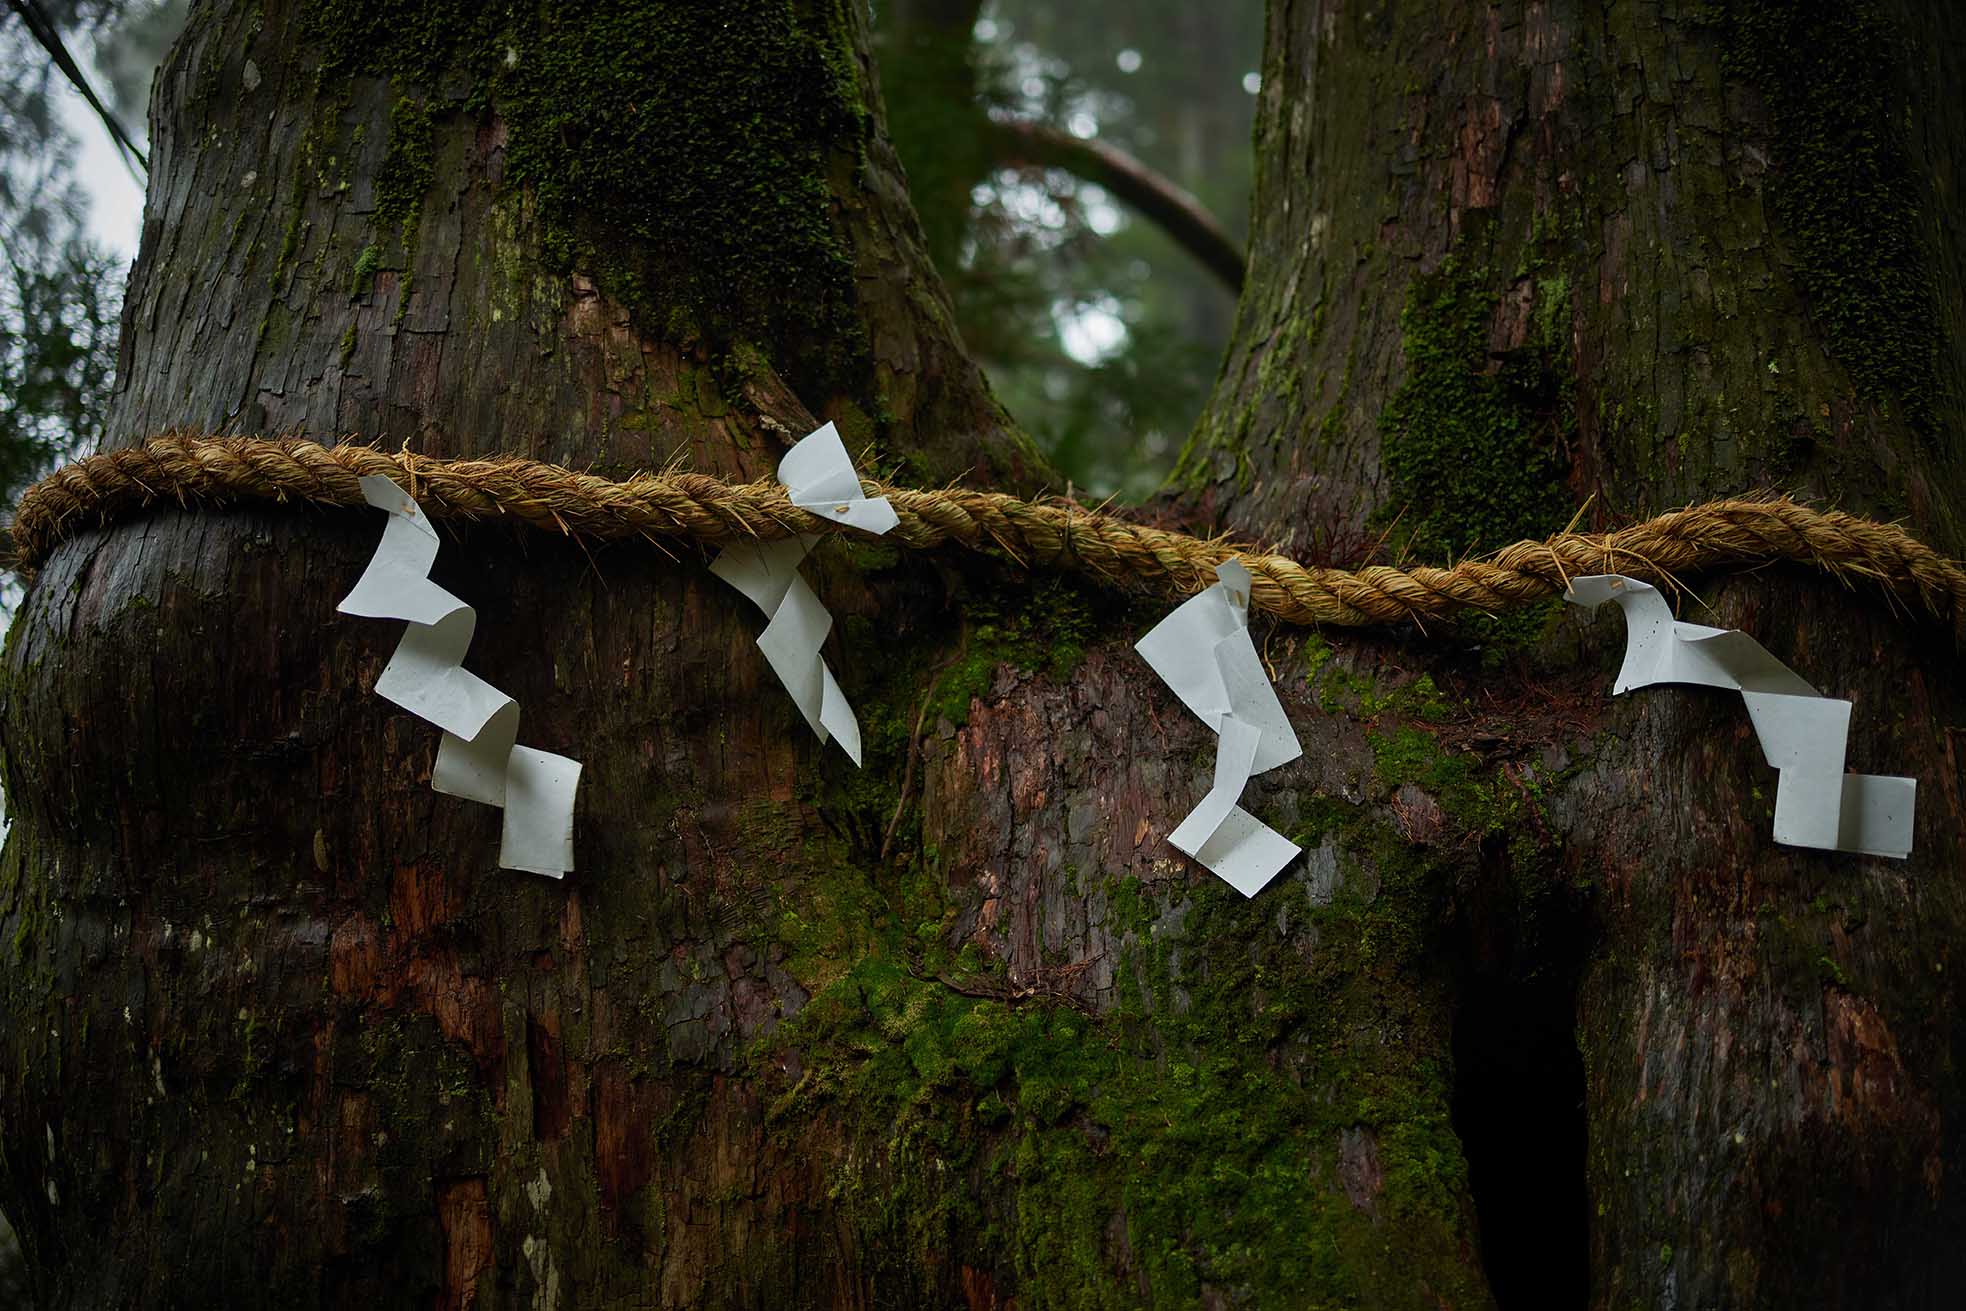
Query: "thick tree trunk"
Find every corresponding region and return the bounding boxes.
[2,2,1962,1310]
[1183,1,1966,1307]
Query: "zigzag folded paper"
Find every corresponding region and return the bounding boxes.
[340,475,583,876]
[710,422,897,765]
[1567,574,1915,858]
[1137,559,1304,896]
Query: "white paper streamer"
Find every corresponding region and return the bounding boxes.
[1137,560,1304,896]
[710,422,895,765]
[340,475,583,877]
[1566,574,1915,858]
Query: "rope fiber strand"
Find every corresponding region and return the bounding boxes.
[12,434,1966,639]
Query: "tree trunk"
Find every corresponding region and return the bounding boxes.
[2,3,1962,1310]
[1183,1,1966,1307]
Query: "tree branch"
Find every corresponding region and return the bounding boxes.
[6,0,149,176]
[984,117,1245,292]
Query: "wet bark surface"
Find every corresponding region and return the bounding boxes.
[2,1,1964,1309]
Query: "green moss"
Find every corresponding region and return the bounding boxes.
[1368,722,1561,856]
[764,887,1485,1306]
[1720,2,1941,435]
[755,571,1109,888]
[299,0,873,397]
[373,94,434,251]
[1303,634,1455,721]
[346,1013,495,1199]
[350,243,382,296]
[229,1009,268,1101]
[852,574,1104,738]
[1377,253,1576,561]
[1457,597,1569,668]
[745,733,1514,1307]
[1103,874,1154,938]
[1314,327,1358,452]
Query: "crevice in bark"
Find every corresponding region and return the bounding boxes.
[1451,839,1592,1310]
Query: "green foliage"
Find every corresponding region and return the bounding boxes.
[993,307,1223,498]
[0,201,120,506]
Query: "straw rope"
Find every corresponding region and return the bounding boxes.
[11,434,1966,638]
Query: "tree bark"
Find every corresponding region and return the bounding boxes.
[2,3,1963,1310]
[1183,1,1966,1306]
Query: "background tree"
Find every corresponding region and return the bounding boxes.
[879,0,1261,497]
[2,3,1963,1310]
[0,0,185,563]
[0,5,120,520]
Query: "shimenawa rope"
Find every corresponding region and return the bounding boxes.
[11,434,1966,639]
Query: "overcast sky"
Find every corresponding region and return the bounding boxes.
[60,63,146,258]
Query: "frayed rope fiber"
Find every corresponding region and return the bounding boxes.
[12,434,1966,638]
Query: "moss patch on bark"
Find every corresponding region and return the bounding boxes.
[761,871,1489,1308]
[300,0,873,398]
[1719,1,1942,437]
[1377,254,1574,563]
[744,645,1589,1306]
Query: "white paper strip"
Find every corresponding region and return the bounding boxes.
[339,475,583,877]
[1566,574,1914,858]
[709,423,895,765]
[779,421,902,534]
[1138,560,1304,896]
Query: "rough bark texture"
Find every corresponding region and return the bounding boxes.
[1182,1,1966,1307]
[1,2,1963,1310]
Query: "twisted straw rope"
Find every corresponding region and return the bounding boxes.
[11,434,1966,638]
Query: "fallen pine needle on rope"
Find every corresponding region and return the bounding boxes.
[9,433,1966,639]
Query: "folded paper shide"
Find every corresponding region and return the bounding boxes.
[1137,559,1305,896]
[710,422,898,765]
[1567,575,1915,858]
[339,476,583,876]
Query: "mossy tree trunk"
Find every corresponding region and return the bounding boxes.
[1181,1,1966,1306]
[1,2,1962,1309]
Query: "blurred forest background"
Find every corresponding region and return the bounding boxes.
[877,0,1261,496]
[0,0,1260,1289]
